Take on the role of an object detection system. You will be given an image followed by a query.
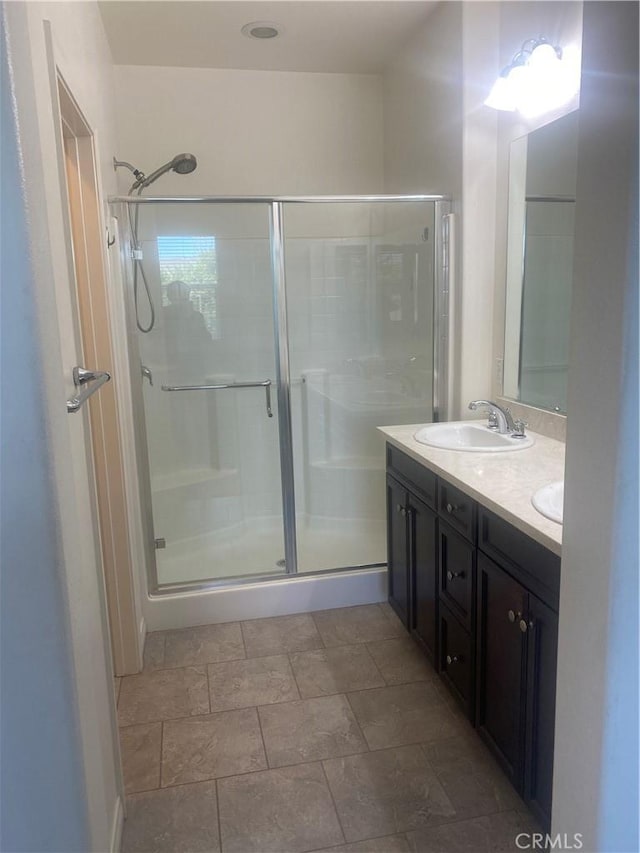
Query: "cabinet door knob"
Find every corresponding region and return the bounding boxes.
[446,654,460,665]
[519,619,532,633]
[446,502,458,514]
[396,503,406,516]
[508,609,518,623]
[447,570,464,581]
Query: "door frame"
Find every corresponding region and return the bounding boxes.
[56,72,142,676]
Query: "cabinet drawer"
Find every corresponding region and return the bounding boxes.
[439,603,474,720]
[438,480,476,542]
[386,444,437,510]
[478,507,560,611]
[439,521,475,630]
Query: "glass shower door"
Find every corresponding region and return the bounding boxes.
[283,201,436,574]
[131,203,286,585]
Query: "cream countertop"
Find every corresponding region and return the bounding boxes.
[379,424,565,556]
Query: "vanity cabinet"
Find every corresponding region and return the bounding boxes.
[386,446,438,662]
[385,443,560,830]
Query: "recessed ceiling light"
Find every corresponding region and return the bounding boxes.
[241,21,282,40]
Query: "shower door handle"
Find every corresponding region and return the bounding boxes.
[161,380,273,418]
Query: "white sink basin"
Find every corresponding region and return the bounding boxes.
[413,421,535,452]
[532,481,564,524]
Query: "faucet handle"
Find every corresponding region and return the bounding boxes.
[487,411,499,430]
[512,418,528,438]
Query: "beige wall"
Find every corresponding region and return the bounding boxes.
[554,2,638,846]
[4,2,138,848]
[114,64,384,195]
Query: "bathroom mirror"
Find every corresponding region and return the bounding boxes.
[503,110,578,414]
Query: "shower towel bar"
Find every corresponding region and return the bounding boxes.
[67,366,111,413]
[161,379,273,418]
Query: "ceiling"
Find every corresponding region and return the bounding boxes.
[98,1,437,74]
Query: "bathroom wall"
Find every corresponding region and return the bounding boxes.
[3,2,126,849]
[382,1,501,419]
[114,64,384,195]
[554,2,638,847]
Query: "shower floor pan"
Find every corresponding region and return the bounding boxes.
[155,516,386,587]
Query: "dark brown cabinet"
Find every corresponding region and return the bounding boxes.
[385,443,560,831]
[476,551,558,829]
[386,474,411,628]
[410,493,438,661]
[476,553,528,787]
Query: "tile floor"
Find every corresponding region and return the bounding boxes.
[117,603,539,853]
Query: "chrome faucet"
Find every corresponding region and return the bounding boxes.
[468,400,516,435]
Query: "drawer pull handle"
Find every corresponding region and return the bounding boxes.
[447,570,465,581]
[446,654,461,665]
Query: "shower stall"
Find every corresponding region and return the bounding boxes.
[110,195,452,596]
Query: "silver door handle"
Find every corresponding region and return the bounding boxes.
[67,365,111,413]
[161,379,273,418]
[141,365,153,386]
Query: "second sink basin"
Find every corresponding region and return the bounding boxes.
[532,481,564,524]
[414,421,535,452]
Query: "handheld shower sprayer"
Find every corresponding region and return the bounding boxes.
[113,152,198,333]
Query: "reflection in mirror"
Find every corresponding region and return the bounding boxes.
[503,111,578,413]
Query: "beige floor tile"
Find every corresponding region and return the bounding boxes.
[120,722,162,794]
[259,694,367,767]
[218,762,344,852]
[161,707,267,786]
[241,613,323,658]
[366,637,437,686]
[290,645,385,698]
[313,605,405,647]
[143,632,167,671]
[163,622,245,668]
[405,810,539,852]
[122,780,219,852]
[312,836,411,853]
[118,666,209,725]
[207,655,299,711]
[422,735,523,819]
[323,746,456,842]
[347,682,463,750]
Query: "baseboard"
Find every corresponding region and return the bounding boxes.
[110,794,124,853]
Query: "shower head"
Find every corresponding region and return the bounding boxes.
[137,153,197,190]
[114,152,198,193]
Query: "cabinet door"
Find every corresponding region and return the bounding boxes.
[524,594,558,830]
[386,475,410,628]
[410,495,437,660]
[476,553,527,788]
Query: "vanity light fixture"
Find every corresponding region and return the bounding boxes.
[485,37,579,118]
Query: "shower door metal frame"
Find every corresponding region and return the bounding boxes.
[110,194,452,594]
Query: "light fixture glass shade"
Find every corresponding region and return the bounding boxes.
[484,74,517,111]
[485,37,580,117]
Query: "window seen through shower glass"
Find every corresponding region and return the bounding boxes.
[157,235,219,338]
